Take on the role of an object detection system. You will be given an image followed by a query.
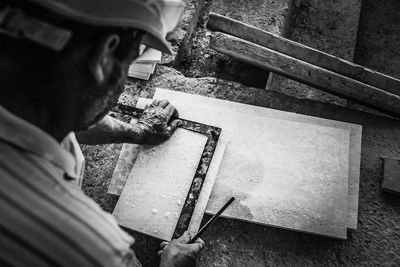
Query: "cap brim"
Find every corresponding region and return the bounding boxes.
[142,32,173,55]
[28,0,179,55]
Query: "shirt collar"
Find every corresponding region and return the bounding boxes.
[0,105,78,179]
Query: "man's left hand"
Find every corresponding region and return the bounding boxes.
[135,99,182,145]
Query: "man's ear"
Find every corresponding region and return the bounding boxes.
[90,34,120,85]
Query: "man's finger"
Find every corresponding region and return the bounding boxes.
[151,99,161,107]
[194,238,205,251]
[166,119,183,136]
[157,250,163,256]
[173,108,179,118]
[159,99,169,108]
[164,104,176,119]
[160,241,169,249]
[177,231,191,244]
[145,103,150,109]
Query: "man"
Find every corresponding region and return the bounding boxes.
[0,0,205,266]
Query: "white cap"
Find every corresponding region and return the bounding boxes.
[1,0,185,54]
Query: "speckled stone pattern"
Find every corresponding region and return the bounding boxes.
[153,88,362,231]
[154,89,361,239]
[113,129,208,241]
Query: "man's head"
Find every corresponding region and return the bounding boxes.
[0,0,184,140]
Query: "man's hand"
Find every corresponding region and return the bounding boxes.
[136,99,182,145]
[158,231,205,267]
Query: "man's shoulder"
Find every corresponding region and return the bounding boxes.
[0,141,138,267]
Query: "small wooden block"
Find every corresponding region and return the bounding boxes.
[382,158,400,195]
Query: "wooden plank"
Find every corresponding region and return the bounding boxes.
[207,13,400,96]
[209,32,400,117]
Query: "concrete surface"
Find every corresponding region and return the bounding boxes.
[267,0,362,106]
[354,0,400,80]
[174,0,292,88]
[81,0,400,266]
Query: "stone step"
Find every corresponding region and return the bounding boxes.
[266,0,362,106]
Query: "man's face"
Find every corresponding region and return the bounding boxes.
[76,31,143,130]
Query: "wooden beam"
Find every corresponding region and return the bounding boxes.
[209,32,400,117]
[207,12,400,97]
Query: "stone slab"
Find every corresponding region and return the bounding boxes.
[154,89,353,239]
[155,88,361,230]
[108,119,141,195]
[381,158,400,195]
[135,48,162,64]
[135,98,231,237]
[113,129,208,241]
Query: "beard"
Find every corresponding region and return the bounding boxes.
[73,64,127,131]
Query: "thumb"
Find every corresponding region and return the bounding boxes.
[166,119,182,135]
[177,231,191,244]
[187,239,205,254]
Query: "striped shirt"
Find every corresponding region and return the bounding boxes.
[0,105,141,267]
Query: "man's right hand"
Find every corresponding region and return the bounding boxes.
[135,99,182,145]
[159,231,205,267]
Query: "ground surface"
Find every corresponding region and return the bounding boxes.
[82,0,400,266]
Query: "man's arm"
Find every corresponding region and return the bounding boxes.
[76,115,143,145]
[76,99,182,145]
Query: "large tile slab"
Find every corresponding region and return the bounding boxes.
[135,98,230,236]
[154,89,353,239]
[113,128,208,241]
[154,88,361,231]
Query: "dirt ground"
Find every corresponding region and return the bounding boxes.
[82,0,400,266]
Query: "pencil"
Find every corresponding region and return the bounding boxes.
[189,197,235,243]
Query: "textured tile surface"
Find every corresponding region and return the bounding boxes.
[154,88,362,230]
[135,98,230,236]
[154,89,355,239]
[113,129,208,241]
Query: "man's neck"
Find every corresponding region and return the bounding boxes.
[0,97,70,142]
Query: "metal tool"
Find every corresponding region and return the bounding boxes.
[189,197,235,243]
